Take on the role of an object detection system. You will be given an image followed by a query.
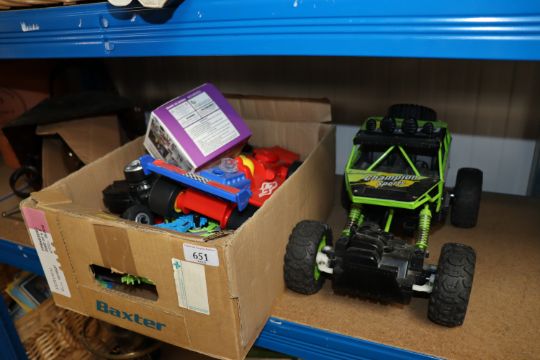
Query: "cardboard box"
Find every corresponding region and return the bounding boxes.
[144,84,252,171]
[0,116,122,246]
[21,96,335,359]
[36,116,122,187]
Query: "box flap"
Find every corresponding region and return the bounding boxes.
[41,138,72,187]
[25,186,72,207]
[227,95,331,123]
[36,115,121,164]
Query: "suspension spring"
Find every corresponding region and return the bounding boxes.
[415,205,432,250]
[342,204,362,237]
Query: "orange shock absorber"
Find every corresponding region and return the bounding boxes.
[174,189,236,228]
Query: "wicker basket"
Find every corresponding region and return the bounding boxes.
[15,299,95,360]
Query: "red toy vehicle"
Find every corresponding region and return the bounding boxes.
[237,146,300,207]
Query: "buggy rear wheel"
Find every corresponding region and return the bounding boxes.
[451,168,483,228]
[387,104,437,121]
[341,177,351,211]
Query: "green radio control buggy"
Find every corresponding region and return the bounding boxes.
[284,104,482,327]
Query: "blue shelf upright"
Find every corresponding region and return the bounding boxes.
[0,240,44,360]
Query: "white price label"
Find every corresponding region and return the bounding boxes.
[183,243,219,267]
[22,208,71,298]
[172,259,209,315]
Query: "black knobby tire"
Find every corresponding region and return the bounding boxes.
[122,204,155,225]
[387,104,437,121]
[451,168,483,228]
[341,177,351,211]
[428,243,476,327]
[284,220,332,295]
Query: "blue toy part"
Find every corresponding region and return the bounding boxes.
[96,278,114,289]
[139,155,252,211]
[198,166,251,192]
[156,214,208,233]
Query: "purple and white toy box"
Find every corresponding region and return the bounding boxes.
[144,83,252,171]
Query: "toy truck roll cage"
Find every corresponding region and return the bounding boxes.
[343,116,451,250]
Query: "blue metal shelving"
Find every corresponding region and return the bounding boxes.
[1,1,539,358]
[255,317,437,360]
[0,0,540,60]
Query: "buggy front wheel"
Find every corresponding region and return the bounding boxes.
[284,220,332,295]
[428,243,476,327]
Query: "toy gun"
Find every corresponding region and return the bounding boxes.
[137,155,255,229]
[139,155,252,211]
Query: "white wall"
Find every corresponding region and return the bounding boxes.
[336,125,536,195]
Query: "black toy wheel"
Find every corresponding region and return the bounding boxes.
[341,177,351,210]
[122,205,155,225]
[286,160,303,179]
[226,204,258,230]
[428,243,476,327]
[148,176,183,218]
[387,104,437,121]
[9,166,42,199]
[124,159,149,183]
[451,168,483,228]
[284,220,332,295]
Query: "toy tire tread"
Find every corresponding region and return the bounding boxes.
[122,204,155,225]
[428,243,476,327]
[341,177,351,210]
[387,104,437,121]
[284,220,331,295]
[451,168,483,228]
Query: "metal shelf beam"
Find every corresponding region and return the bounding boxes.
[0,240,43,276]
[1,0,540,60]
[255,317,438,360]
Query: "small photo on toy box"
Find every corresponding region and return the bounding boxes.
[144,83,252,171]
